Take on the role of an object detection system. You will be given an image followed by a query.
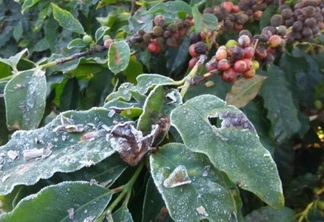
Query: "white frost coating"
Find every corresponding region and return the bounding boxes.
[108,110,115,118]
[67,208,74,220]
[7,150,18,160]
[23,148,44,160]
[196,206,209,217]
[83,216,95,222]
[163,165,191,188]
[202,165,211,177]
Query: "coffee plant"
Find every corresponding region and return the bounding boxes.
[0,0,324,221]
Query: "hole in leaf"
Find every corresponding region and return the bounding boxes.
[208,116,222,128]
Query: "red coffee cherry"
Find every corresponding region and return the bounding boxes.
[148,42,161,53]
[222,68,238,83]
[243,68,256,78]
[104,39,114,49]
[217,59,231,71]
[234,60,248,73]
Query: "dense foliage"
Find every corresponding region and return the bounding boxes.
[0,0,324,221]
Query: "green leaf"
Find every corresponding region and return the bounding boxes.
[0,181,112,222]
[192,5,218,33]
[0,49,29,72]
[51,3,84,34]
[260,65,301,142]
[142,177,174,222]
[242,100,275,154]
[148,1,192,22]
[170,94,284,208]
[112,207,134,222]
[138,87,181,138]
[244,206,297,222]
[21,0,40,13]
[60,78,80,111]
[137,86,165,133]
[4,69,46,130]
[150,143,242,221]
[0,107,128,195]
[0,82,9,146]
[95,26,110,42]
[67,38,88,49]
[165,37,190,76]
[106,74,175,102]
[124,55,143,84]
[185,75,232,101]
[129,8,154,33]
[260,5,278,29]
[108,40,130,74]
[13,21,23,42]
[226,75,266,108]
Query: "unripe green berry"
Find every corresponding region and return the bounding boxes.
[83,35,93,44]
[315,100,322,110]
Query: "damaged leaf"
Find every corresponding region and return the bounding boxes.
[0,107,128,195]
[150,143,242,221]
[108,121,159,166]
[170,94,284,208]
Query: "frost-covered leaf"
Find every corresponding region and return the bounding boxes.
[148,1,192,22]
[95,26,110,42]
[226,75,266,108]
[51,3,84,34]
[0,181,113,222]
[260,65,301,142]
[150,143,243,221]
[0,107,128,195]
[192,5,218,33]
[67,38,88,49]
[112,207,134,222]
[106,74,175,102]
[4,69,46,130]
[244,206,296,222]
[171,94,284,208]
[108,40,130,74]
[0,49,29,72]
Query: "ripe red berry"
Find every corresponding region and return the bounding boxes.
[217,59,231,71]
[243,47,255,59]
[268,35,282,48]
[222,68,238,83]
[243,59,253,70]
[266,47,276,54]
[215,48,227,61]
[221,1,234,13]
[243,68,256,78]
[238,35,251,48]
[148,42,161,53]
[255,47,267,60]
[104,39,114,49]
[234,60,247,73]
[188,57,199,68]
[189,44,199,57]
[231,5,240,13]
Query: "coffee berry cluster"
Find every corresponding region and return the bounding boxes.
[203,0,278,32]
[187,28,284,83]
[270,0,324,43]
